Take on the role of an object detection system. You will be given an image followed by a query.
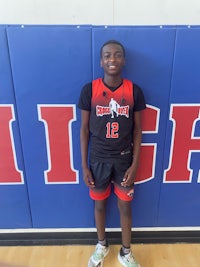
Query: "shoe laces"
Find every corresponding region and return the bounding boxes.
[123,252,137,265]
[93,243,107,260]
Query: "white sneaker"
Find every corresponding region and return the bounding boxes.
[118,248,141,267]
[88,243,110,267]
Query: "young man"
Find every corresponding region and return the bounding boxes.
[78,40,146,267]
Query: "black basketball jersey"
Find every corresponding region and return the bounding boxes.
[78,78,146,162]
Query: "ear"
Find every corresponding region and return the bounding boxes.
[100,59,103,67]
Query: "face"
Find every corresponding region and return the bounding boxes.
[100,43,125,76]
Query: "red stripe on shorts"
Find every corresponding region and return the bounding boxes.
[114,185,134,201]
[89,185,111,200]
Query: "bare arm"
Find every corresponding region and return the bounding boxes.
[80,110,95,187]
[121,111,142,187]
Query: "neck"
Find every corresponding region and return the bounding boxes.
[103,76,123,87]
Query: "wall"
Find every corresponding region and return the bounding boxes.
[0,0,200,25]
[0,25,200,230]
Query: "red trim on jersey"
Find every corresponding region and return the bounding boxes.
[92,78,134,107]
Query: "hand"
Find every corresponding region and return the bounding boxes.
[83,167,95,188]
[121,164,137,187]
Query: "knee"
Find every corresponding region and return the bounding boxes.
[95,200,106,213]
[118,199,131,217]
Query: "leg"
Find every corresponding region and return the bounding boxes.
[117,198,132,248]
[115,183,140,266]
[94,199,107,241]
[88,199,109,267]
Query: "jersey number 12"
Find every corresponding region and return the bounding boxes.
[106,122,119,138]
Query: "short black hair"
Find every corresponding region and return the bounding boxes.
[100,40,125,58]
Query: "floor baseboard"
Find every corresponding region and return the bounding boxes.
[0,231,200,246]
